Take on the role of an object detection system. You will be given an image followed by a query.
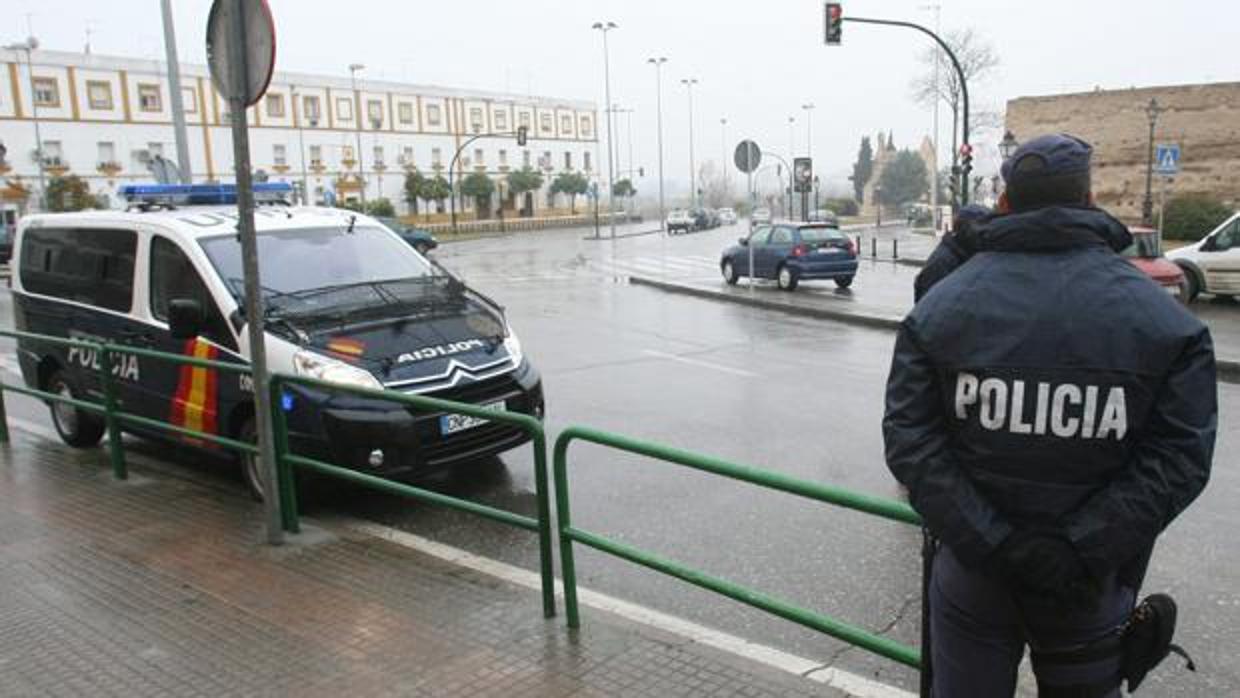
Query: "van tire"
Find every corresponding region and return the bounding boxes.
[239,418,265,501]
[47,368,106,448]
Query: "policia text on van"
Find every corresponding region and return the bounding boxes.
[10,184,544,499]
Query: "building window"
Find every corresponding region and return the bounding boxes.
[266,93,285,118]
[148,142,165,158]
[373,146,384,166]
[581,116,592,137]
[431,147,442,166]
[473,148,484,166]
[303,96,322,124]
[273,144,287,166]
[367,99,383,127]
[401,146,413,165]
[309,145,323,167]
[182,88,198,114]
[42,141,63,166]
[86,80,113,110]
[137,83,162,112]
[426,104,442,126]
[32,77,59,107]
[523,150,531,168]
[540,113,553,133]
[398,102,414,125]
[499,149,508,166]
[342,145,355,162]
[519,112,532,129]
[470,107,484,133]
[336,97,353,121]
[97,142,116,166]
[561,115,573,133]
[584,152,592,171]
[564,152,572,170]
[542,151,552,169]
[495,110,507,131]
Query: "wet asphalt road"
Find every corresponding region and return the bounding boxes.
[2,222,1238,695]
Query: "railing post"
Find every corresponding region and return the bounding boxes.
[530,428,556,618]
[0,380,10,444]
[893,238,899,260]
[99,346,128,480]
[871,236,877,258]
[552,433,580,628]
[268,375,299,533]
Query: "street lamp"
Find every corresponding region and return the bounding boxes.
[801,103,815,161]
[592,21,618,238]
[371,117,384,201]
[875,185,884,227]
[1142,97,1165,225]
[999,130,1019,160]
[681,77,698,207]
[348,62,367,207]
[291,84,310,205]
[647,57,668,232]
[5,37,46,210]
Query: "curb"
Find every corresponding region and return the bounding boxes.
[582,227,663,241]
[628,275,903,331]
[628,275,1240,384]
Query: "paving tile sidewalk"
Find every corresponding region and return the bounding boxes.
[0,427,851,697]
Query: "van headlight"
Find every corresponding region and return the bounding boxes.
[503,330,524,366]
[293,350,383,390]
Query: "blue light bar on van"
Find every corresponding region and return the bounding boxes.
[119,182,293,205]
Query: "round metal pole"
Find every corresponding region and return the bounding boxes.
[20,47,48,210]
[350,65,367,207]
[160,0,193,183]
[293,85,311,204]
[683,79,697,208]
[650,58,667,233]
[598,25,617,239]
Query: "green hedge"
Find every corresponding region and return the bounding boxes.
[823,198,860,216]
[1162,195,1232,240]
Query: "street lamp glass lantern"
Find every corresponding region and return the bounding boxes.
[999,130,1019,159]
[1145,98,1161,126]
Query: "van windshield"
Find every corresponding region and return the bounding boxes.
[200,225,440,317]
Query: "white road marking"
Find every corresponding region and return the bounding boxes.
[642,349,757,378]
[340,520,916,698]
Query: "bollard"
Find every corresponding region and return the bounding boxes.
[0,381,9,444]
[99,347,128,480]
[893,238,899,260]
[871,237,877,259]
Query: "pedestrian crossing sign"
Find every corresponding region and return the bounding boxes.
[1154,144,1180,175]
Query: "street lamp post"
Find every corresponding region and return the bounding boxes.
[348,63,367,207]
[875,186,884,227]
[997,130,1019,205]
[292,85,310,205]
[1142,98,1164,226]
[787,115,795,157]
[647,57,668,231]
[681,78,698,208]
[592,21,618,238]
[719,117,727,194]
[801,103,814,161]
[371,117,384,202]
[5,38,46,210]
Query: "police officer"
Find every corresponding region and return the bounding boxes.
[883,134,1216,697]
[913,203,992,302]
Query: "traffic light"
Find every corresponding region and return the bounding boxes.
[638,167,644,177]
[516,125,528,146]
[946,175,959,205]
[959,142,973,175]
[825,3,843,45]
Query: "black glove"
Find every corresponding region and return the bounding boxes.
[997,531,1101,611]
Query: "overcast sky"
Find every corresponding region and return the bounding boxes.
[8,0,1236,195]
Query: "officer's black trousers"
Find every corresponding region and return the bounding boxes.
[930,546,1134,698]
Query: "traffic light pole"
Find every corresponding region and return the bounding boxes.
[842,16,970,206]
[448,130,524,233]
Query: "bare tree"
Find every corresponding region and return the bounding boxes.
[909,28,999,162]
[698,161,733,208]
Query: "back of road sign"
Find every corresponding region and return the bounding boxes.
[734,140,761,173]
[1154,144,1180,175]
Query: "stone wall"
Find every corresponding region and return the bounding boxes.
[1005,82,1240,222]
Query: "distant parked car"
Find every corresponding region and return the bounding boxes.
[376,216,439,254]
[1166,211,1240,301]
[751,207,772,226]
[720,222,858,291]
[718,208,738,225]
[666,209,695,234]
[806,209,840,228]
[1121,227,1186,302]
[690,208,712,231]
[706,208,722,228]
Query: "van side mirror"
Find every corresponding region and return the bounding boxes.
[168,298,204,339]
[738,237,748,246]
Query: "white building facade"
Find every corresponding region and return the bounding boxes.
[0,48,599,216]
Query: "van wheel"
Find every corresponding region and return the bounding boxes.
[777,264,799,291]
[47,369,105,448]
[239,418,266,502]
[1180,265,1201,302]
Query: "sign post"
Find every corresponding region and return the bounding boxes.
[207,0,282,544]
[794,157,813,221]
[734,140,762,288]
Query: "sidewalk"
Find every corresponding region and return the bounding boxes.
[0,426,855,698]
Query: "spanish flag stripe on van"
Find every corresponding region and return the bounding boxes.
[169,338,220,441]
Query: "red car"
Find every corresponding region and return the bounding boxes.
[1122,226,1186,301]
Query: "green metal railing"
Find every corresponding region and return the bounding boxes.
[268,373,556,618]
[553,424,924,669]
[0,329,257,480]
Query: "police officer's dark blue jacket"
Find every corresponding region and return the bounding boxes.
[884,204,1216,585]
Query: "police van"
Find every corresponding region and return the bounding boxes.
[11,183,544,499]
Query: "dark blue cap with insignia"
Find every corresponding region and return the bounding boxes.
[1001,133,1093,186]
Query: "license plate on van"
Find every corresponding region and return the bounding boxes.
[440,401,505,435]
